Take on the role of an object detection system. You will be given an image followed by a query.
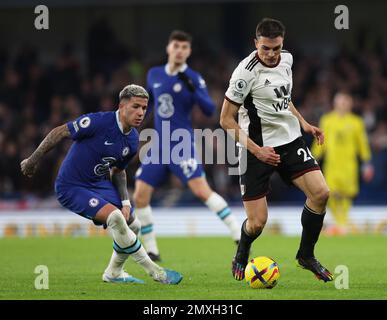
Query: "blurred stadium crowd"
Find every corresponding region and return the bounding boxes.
[1,20,387,206]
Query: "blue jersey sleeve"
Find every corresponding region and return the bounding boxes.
[192,72,216,117]
[67,113,104,140]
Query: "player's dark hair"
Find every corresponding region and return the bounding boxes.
[168,30,192,44]
[256,18,285,39]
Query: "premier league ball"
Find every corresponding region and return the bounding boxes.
[245,256,280,289]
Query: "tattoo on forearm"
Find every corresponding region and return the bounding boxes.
[29,124,70,165]
[112,170,129,201]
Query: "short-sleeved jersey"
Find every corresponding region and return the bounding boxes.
[56,111,139,187]
[225,50,301,147]
[146,63,215,143]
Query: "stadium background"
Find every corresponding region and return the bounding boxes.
[0,0,387,237]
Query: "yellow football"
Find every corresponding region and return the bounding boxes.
[245,256,280,289]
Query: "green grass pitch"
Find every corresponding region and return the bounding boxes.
[0,235,386,300]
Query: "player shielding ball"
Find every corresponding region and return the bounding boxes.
[21,84,182,285]
[220,18,333,282]
[311,92,373,235]
[134,30,241,261]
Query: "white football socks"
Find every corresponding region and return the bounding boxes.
[135,205,160,255]
[128,217,141,236]
[104,209,162,278]
[205,192,241,241]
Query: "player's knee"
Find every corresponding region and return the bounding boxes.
[313,187,330,206]
[107,209,128,235]
[133,190,150,208]
[192,188,209,201]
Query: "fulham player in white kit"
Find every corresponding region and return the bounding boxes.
[220,18,333,282]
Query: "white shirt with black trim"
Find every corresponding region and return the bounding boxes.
[225,50,301,147]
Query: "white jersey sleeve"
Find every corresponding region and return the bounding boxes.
[225,60,255,106]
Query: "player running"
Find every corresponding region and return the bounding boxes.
[20,84,182,285]
[220,18,333,282]
[133,30,240,261]
[311,91,373,235]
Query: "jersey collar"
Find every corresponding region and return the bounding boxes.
[115,110,132,135]
[165,63,188,76]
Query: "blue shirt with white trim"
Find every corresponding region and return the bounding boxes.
[146,63,216,142]
[56,111,139,187]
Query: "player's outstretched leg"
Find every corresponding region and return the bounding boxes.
[205,192,241,243]
[296,204,333,282]
[135,205,161,262]
[232,219,261,281]
[103,209,182,284]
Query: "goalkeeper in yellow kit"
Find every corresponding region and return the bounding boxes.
[311,92,374,235]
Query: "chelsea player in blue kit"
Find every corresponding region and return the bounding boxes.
[21,85,182,285]
[134,31,240,261]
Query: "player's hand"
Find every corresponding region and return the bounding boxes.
[178,72,196,92]
[302,122,324,145]
[362,163,374,183]
[121,206,132,222]
[20,158,38,178]
[253,146,281,166]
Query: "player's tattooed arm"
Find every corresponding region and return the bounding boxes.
[111,168,131,221]
[20,124,71,177]
[111,168,130,201]
[289,101,324,145]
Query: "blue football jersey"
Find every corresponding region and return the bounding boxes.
[56,111,139,187]
[146,64,216,142]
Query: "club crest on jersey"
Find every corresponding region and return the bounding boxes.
[89,198,99,207]
[173,83,182,92]
[235,79,247,92]
[79,116,91,128]
[122,147,129,157]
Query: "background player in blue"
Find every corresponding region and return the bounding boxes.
[134,30,240,261]
[20,85,182,285]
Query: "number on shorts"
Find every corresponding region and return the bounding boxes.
[180,158,198,178]
[297,147,314,162]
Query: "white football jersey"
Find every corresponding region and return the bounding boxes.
[225,50,301,147]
